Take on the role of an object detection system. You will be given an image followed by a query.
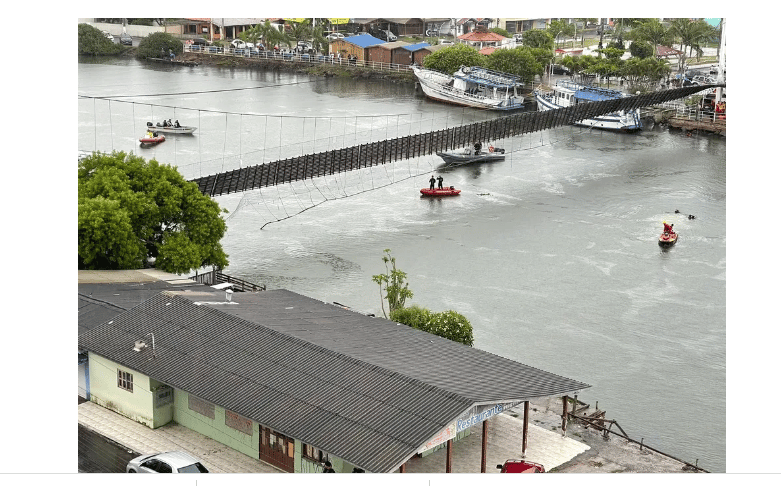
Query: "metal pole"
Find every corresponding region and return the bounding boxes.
[446,439,453,472]
[522,401,530,457]
[481,420,488,473]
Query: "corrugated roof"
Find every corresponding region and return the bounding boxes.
[459,31,506,42]
[402,42,431,52]
[79,289,589,473]
[377,40,410,50]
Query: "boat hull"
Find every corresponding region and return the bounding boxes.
[421,188,461,197]
[413,67,525,111]
[139,135,165,145]
[149,126,197,134]
[534,91,642,132]
[658,233,678,247]
[436,152,505,165]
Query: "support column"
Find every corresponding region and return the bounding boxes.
[561,395,569,435]
[522,401,529,456]
[446,439,453,473]
[481,420,488,472]
[399,463,406,473]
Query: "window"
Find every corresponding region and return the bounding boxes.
[117,370,133,392]
[303,443,329,464]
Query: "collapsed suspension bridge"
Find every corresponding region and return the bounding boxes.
[188,84,724,198]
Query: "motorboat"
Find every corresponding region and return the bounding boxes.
[420,186,461,197]
[534,80,642,132]
[436,143,505,165]
[148,122,197,134]
[139,134,165,146]
[412,65,526,111]
[658,222,678,247]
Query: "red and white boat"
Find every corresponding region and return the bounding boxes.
[139,134,165,146]
[658,222,678,247]
[421,186,461,197]
[496,459,545,473]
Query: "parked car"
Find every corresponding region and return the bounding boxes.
[102,31,114,41]
[496,460,545,473]
[551,64,572,75]
[127,451,209,473]
[119,32,132,46]
[326,32,345,41]
[296,41,314,53]
[439,39,454,46]
[230,39,255,50]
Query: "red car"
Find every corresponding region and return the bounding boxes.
[496,460,545,473]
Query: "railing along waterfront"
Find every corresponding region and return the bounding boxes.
[188,83,726,197]
[185,44,415,74]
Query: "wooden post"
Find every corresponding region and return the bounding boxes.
[522,401,529,457]
[562,395,569,434]
[481,420,488,473]
[399,463,406,473]
[446,439,453,473]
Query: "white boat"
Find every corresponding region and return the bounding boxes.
[437,143,506,165]
[147,123,197,134]
[413,65,526,111]
[534,80,642,132]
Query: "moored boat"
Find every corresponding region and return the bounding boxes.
[148,122,197,134]
[421,186,461,197]
[534,80,642,132]
[413,65,526,111]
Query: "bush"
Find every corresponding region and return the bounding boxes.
[629,40,654,59]
[78,23,122,55]
[390,306,474,347]
[137,32,183,59]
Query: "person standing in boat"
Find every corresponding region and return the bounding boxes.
[474,141,482,154]
[663,221,674,234]
[429,175,436,190]
[437,176,444,189]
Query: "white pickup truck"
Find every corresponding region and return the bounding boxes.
[230,39,255,49]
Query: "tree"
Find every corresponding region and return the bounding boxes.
[621,57,671,92]
[390,306,475,347]
[422,43,486,75]
[137,32,182,59]
[522,29,553,50]
[630,19,671,59]
[489,27,510,38]
[486,47,545,83]
[78,151,229,274]
[78,23,122,55]
[371,249,413,318]
[629,40,654,59]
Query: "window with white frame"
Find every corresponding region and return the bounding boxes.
[117,370,134,392]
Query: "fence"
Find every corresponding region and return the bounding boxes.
[185,44,415,74]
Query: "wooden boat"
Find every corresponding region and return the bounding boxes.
[139,134,165,146]
[412,65,526,111]
[421,186,461,197]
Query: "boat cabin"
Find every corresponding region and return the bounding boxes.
[549,80,625,108]
[452,66,524,102]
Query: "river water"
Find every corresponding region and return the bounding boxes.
[79,57,726,472]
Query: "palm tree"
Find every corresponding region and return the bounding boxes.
[632,19,671,59]
[669,19,717,73]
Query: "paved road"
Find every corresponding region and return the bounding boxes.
[78,423,139,473]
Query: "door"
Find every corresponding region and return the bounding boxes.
[259,426,295,472]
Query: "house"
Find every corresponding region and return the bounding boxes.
[455,18,495,36]
[367,40,421,65]
[498,18,551,34]
[403,42,433,65]
[458,30,507,50]
[330,34,385,61]
[79,288,589,473]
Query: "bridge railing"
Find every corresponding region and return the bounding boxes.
[185,44,415,74]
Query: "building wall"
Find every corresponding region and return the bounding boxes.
[172,389,259,459]
[368,46,392,64]
[88,353,156,427]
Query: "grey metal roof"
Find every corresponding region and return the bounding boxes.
[79,289,589,473]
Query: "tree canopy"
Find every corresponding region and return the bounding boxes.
[422,43,486,74]
[521,29,554,50]
[137,32,183,59]
[485,47,546,83]
[78,151,229,274]
[78,23,122,55]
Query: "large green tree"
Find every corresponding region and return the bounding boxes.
[137,32,182,59]
[78,151,229,274]
[521,29,554,50]
[78,23,122,55]
[422,43,486,74]
[485,47,546,83]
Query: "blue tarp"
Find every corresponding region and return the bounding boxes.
[344,34,385,48]
[403,42,431,52]
[573,88,623,102]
